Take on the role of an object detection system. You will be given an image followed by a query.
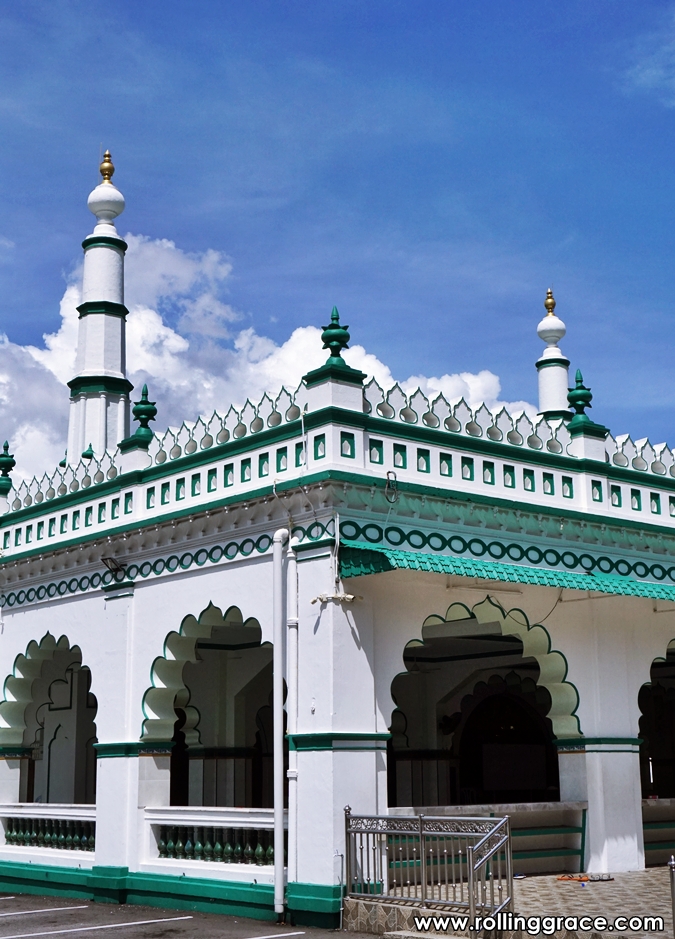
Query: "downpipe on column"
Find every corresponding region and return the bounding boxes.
[286,537,300,885]
[273,528,289,918]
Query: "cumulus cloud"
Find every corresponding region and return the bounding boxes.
[0,234,534,481]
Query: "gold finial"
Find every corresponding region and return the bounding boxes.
[99,150,114,184]
[544,287,556,317]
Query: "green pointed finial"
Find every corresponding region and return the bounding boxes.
[567,369,609,441]
[58,450,67,468]
[567,369,593,415]
[0,442,15,497]
[321,306,351,363]
[81,443,94,461]
[302,305,367,388]
[132,384,158,442]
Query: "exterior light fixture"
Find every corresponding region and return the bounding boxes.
[101,557,127,574]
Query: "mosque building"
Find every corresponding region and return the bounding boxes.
[0,154,673,926]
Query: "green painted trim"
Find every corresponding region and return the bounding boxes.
[294,537,336,553]
[288,732,391,751]
[101,581,135,593]
[0,860,340,925]
[286,881,342,914]
[76,300,129,319]
[580,808,587,873]
[5,404,675,531]
[339,540,675,600]
[0,523,332,608]
[555,736,642,748]
[5,466,675,569]
[94,741,173,758]
[0,747,31,758]
[303,362,367,388]
[68,375,133,398]
[539,409,573,422]
[118,434,150,454]
[536,358,570,370]
[82,235,128,252]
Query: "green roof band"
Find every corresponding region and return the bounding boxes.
[76,300,129,320]
[339,539,675,600]
[81,235,128,253]
[68,375,134,398]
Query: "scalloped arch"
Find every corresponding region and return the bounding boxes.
[0,633,82,746]
[420,595,581,738]
[141,601,263,743]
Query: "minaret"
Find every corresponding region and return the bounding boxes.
[66,151,132,463]
[536,288,571,421]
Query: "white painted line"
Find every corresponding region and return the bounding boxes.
[0,897,16,900]
[0,914,193,939]
[245,933,306,939]
[0,906,88,918]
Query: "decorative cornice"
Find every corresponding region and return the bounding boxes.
[0,522,333,609]
[81,235,128,253]
[536,357,570,370]
[76,301,129,319]
[68,375,134,398]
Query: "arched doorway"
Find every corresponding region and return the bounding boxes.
[388,598,564,807]
[142,603,286,807]
[0,634,97,804]
[639,641,675,798]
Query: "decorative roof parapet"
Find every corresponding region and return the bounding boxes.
[3,377,675,520]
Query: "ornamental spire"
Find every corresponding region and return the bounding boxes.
[544,287,556,316]
[535,286,571,421]
[99,150,115,184]
[0,441,16,498]
[321,306,350,363]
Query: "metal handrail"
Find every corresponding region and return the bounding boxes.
[344,806,512,914]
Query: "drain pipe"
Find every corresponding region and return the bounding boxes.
[273,528,289,919]
[286,536,299,883]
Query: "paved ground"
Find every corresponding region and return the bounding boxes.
[513,868,673,937]
[0,893,367,939]
[0,872,672,939]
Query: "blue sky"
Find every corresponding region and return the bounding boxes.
[2,1,675,468]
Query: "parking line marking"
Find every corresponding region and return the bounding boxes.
[0,898,16,901]
[246,933,306,939]
[0,914,193,938]
[0,906,89,918]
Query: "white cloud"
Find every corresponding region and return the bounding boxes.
[625,13,675,106]
[0,234,535,482]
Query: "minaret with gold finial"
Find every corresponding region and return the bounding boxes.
[535,288,571,421]
[66,151,133,464]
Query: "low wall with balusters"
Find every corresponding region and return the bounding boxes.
[2,815,95,852]
[155,825,279,865]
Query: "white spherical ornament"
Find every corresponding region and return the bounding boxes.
[537,313,566,347]
[87,183,125,222]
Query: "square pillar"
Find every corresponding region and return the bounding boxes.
[557,738,644,872]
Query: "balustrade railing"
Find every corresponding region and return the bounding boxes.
[145,806,287,868]
[157,826,275,864]
[4,816,95,851]
[345,807,512,917]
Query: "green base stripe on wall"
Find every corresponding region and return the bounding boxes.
[555,737,642,748]
[286,882,342,913]
[288,732,391,751]
[0,862,341,927]
[94,742,174,758]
